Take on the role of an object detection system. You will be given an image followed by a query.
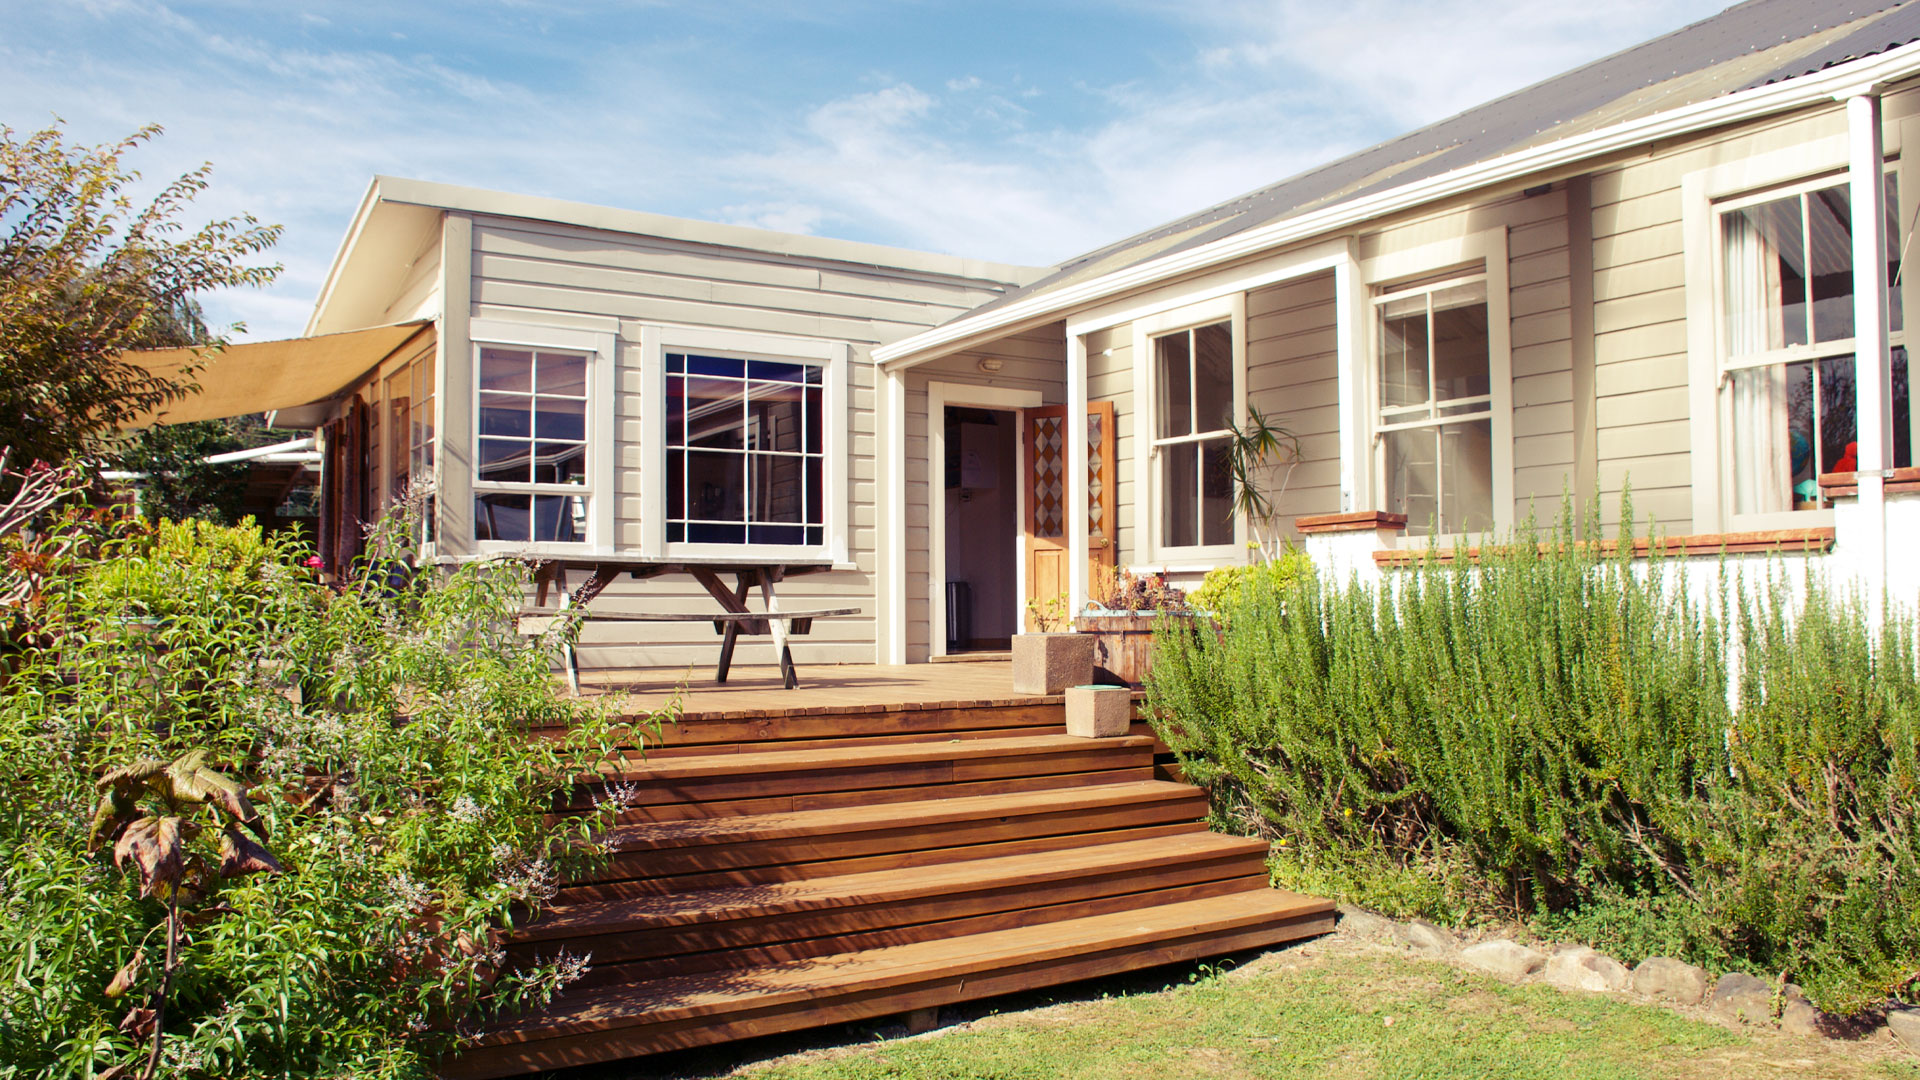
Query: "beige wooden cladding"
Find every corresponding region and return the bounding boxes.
[464,214,1026,669]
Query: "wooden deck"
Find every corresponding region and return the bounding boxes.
[450,663,1333,1077]
[578,659,1039,720]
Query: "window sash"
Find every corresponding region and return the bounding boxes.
[1372,270,1494,536]
[471,341,592,545]
[664,350,827,544]
[1150,320,1236,553]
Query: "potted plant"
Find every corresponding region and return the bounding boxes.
[1073,569,1192,687]
[1011,592,1094,695]
[1074,407,1301,686]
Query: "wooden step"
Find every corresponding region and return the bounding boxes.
[509,832,1270,972]
[568,781,1208,898]
[609,764,1156,824]
[446,889,1335,1078]
[567,734,1157,812]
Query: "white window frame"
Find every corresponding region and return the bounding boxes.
[1359,227,1515,540]
[1683,131,1913,533]
[1130,294,1248,567]
[1698,166,1906,531]
[638,325,851,563]
[467,318,617,556]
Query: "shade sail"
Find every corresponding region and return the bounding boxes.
[121,320,433,426]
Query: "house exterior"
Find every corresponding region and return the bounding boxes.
[155,0,1920,668]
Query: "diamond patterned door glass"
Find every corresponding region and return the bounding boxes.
[1086,412,1106,542]
[1032,414,1064,538]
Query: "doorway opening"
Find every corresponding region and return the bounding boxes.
[942,406,1018,653]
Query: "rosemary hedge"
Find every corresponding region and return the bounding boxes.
[1146,505,1920,1013]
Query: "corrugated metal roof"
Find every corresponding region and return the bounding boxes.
[965,0,1920,320]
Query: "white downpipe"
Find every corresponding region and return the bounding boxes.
[1847,91,1893,625]
[1066,332,1090,617]
[883,366,909,664]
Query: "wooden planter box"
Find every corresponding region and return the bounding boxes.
[1072,611,1205,688]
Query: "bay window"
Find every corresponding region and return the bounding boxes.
[1375,272,1495,536]
[1717,173,1911,520]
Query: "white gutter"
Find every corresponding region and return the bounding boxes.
[874,39,1920,369]
[204,437,318,466]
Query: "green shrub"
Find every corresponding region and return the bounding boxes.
[0,501,649,1077]
[1145,500,1920,1012]
[1185,548,1311,623]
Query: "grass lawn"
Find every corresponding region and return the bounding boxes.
[673,939,1920,1080]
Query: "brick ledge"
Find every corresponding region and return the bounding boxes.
[1295,510,1409,535]
[1817,466,1920,498]
[1373,527,1835,567]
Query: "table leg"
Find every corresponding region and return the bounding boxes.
[558,588,580,697]
[693,568,754,685]
[759,570,797,690]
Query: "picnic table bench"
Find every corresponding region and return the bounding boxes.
[518,557,856,692]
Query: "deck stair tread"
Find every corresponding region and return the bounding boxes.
[596,733,1155,781]
[479,888,1331,1046]
[520,831,1266,941]
[601,780,1201,852]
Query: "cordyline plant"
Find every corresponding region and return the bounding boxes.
[0,494,657,1078]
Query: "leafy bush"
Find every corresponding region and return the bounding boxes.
[1185,549,1311,622]
[0,501,646,1077]
[1145,501,1920,1013]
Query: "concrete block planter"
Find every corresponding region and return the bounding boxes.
[1064,684,1132,738]
[1011,632,1095,695]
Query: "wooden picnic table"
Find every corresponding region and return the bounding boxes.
[520,556,855,692]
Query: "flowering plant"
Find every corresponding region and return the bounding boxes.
[0,494,653,1078]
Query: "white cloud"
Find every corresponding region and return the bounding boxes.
[3,0,1737,340]
[1178,0,1728,128]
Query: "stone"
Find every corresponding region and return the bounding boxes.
[1543,946,1630,992]
[1887,1007,1920,1052]
[1460,939,1548,980]
[1630,957,1711,1005]
[1064,683,1132,738]
[1011,632,1095,695]
[1708,972,1774,1024]
[1394,919,1459,954]
[1335,905,1393,939]
[1779,1000,1827,1038]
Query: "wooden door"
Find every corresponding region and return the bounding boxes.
[1025,401,1116,628]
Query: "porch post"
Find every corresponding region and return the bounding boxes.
[1333,240,1372,512]
[1846,90,1892,617]
[1066,331,1090,618]
[882,364,909,664]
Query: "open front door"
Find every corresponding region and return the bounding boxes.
[1024,401,1116,628]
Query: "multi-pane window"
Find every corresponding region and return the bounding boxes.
[1152,320,1235,550]
[473,345,588,543]
[665,352,824,547]
[1375,273,1494,537]
[1718,174,1910,516]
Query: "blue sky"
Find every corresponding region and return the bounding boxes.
[7,0,1729,340]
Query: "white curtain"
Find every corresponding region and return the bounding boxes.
[1724,213,1791,515]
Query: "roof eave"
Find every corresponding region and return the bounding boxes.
[873,40,1920,370]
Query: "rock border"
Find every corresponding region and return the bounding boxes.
[1332,904,1918,1051]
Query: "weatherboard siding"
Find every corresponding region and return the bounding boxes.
[1581,97,1905,534]
[463,213,1021,669]
[903,323,1066,661]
